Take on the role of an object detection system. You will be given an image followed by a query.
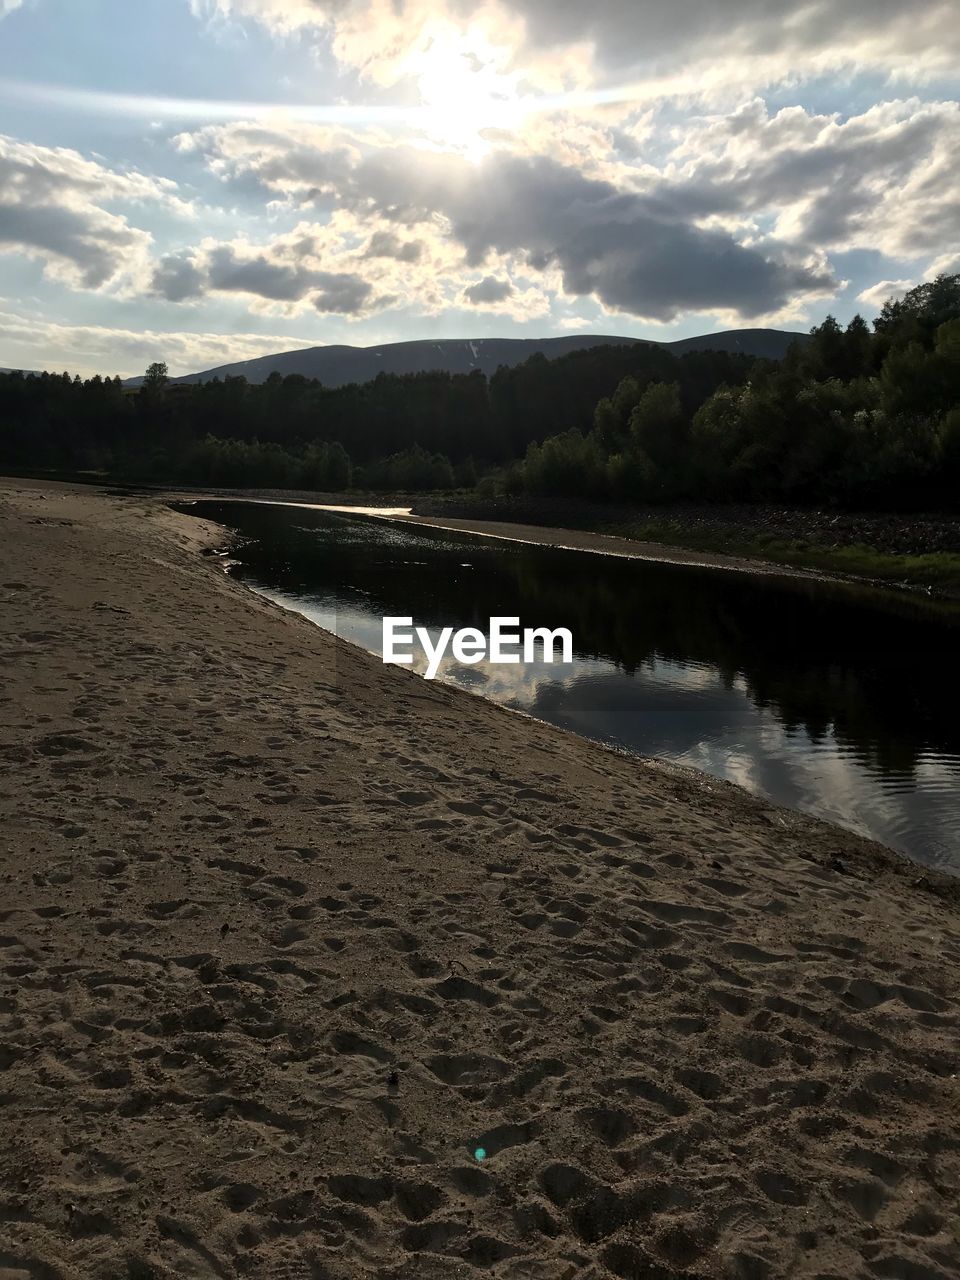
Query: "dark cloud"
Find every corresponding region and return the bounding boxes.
[205,244,325,301]
[148,234,375,313]
[0,137,160,289]
[151,252,205,301]
[491,0,956,71]
[463,275,513,304]
[191,127,837,318]
[0,202,137,289]
[364,230,423,262]
[312,271,372,313]
[353,149,835,318]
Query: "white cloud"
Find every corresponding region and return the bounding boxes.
[666,99,960,265]
[0,135,191,292]
[856,279,914,310]
[926,252,960,279]
[0,303,315,378]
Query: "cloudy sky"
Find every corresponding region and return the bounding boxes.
[0,0,957,376]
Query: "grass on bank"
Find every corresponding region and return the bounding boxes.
[596,520,960,596]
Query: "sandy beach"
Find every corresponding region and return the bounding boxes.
[2,478,959,1280]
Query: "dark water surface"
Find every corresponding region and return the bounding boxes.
[184,500,960,874]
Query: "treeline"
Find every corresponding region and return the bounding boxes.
[511,275,960,508]
[167,436,465,492]
[0,341,758,491]
[0,274,957,506]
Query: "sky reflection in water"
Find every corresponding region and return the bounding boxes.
[186,501,960,874]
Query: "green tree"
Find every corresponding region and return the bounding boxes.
[875,274,960,341]
[142,362,170,393]
[843,315,874,379]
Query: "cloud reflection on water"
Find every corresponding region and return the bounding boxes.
[189,501,960,873]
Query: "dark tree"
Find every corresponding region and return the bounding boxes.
[143,362,170,393]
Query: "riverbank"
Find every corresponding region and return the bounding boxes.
[410,495,960,599]
[2,477,959,1280]
[12,469,960,597]
[164,489,958,607]
[169,483,960,599]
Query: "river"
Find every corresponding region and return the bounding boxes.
[182,500,960,873]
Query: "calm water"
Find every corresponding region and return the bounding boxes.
[185,500,960,874]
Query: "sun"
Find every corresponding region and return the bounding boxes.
[405,31,528,156]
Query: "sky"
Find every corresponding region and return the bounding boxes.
[0,0,957,377]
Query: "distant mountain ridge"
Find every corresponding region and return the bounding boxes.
[121,329,805,389]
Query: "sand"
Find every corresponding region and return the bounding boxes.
[1,478,959,1280]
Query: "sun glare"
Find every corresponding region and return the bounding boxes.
[405,32,528,157]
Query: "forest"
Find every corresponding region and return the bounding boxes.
[0,274,957,509]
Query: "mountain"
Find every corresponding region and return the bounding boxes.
[658,329,807,359]
[122,329,805,388]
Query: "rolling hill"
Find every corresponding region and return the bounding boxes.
[121,329,805,389]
